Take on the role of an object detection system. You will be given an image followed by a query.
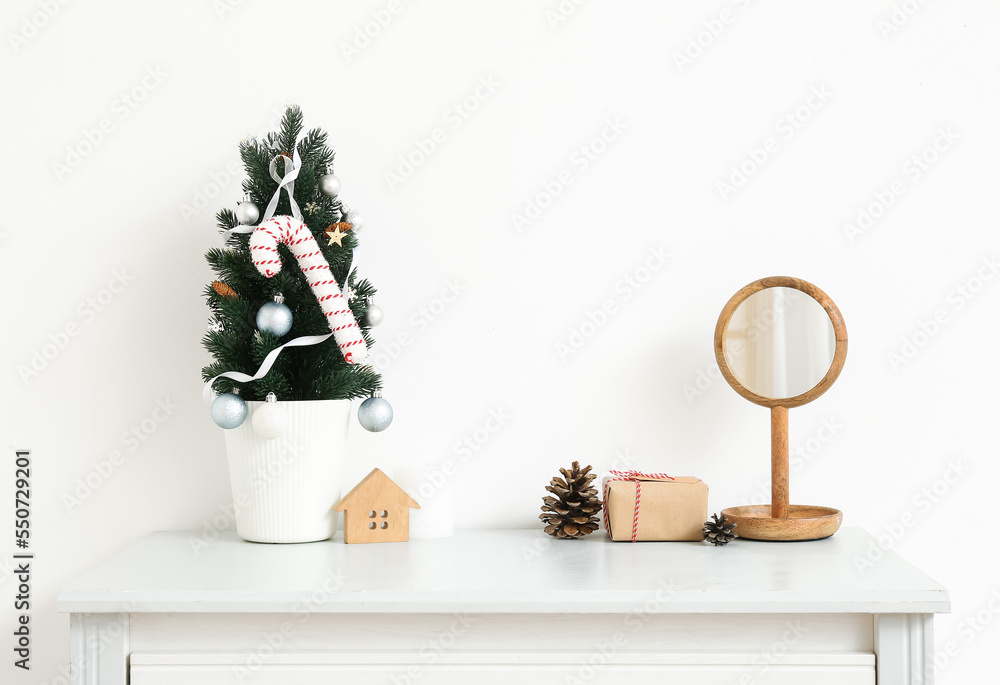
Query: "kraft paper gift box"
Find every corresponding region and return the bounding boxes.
[602,473,708,542]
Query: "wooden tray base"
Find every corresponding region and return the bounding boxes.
[721,504,843,542]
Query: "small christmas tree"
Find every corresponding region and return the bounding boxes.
[201,106,382,403]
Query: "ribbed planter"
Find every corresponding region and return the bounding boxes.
[224,399,351,543]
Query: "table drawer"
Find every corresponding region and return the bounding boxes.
[131,652,875,685]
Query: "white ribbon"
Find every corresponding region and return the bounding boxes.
[202,332,334,405]
[221,138,303,243]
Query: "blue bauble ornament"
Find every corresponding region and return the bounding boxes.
[358,392,393,432]
[257,295,293,337]
[211,393,247,429]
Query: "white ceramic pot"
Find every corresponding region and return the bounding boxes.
[224,399,351,543]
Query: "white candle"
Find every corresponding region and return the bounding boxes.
[393,463,454,539]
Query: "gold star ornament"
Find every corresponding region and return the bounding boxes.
[325,222,352,246]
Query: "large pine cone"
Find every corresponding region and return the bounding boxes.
[540,461,602,539]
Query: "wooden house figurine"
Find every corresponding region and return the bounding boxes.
[333,468,420,544]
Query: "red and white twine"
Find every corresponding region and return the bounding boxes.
[603,470,675,542]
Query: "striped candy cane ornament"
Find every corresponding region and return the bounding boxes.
[249,215,368,365]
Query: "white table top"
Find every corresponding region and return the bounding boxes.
[56,528,949,615]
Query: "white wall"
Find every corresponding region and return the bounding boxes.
[2,0,997,682]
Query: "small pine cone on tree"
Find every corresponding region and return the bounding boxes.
[540,461,602,539]
[212,280,239,300]
[703,513,738,546]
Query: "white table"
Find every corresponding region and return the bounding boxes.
[57,527,948,685]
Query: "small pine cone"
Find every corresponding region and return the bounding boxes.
[212,281,238,300]
[539,461,602,539]
[703,513,738,546]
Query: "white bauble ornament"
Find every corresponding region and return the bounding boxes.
[362,300,383,327]
[236,198,260,225]
[320,173,341,197]
[252,393,288,440]
[346,209,366,232]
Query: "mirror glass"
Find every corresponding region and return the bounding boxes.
[723,287,836,399]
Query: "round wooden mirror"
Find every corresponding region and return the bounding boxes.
[715,277,848,541]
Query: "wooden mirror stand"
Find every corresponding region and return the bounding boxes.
[715,277,848,541]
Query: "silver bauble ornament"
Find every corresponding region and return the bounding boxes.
[236,199,260,225]
[346,209,366,232]
[256,295,293,337]
[211,392,248,429]
[251,392,288,440]
[320,173,342,197]
[362,301,383,327]
[358,392,393,432]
